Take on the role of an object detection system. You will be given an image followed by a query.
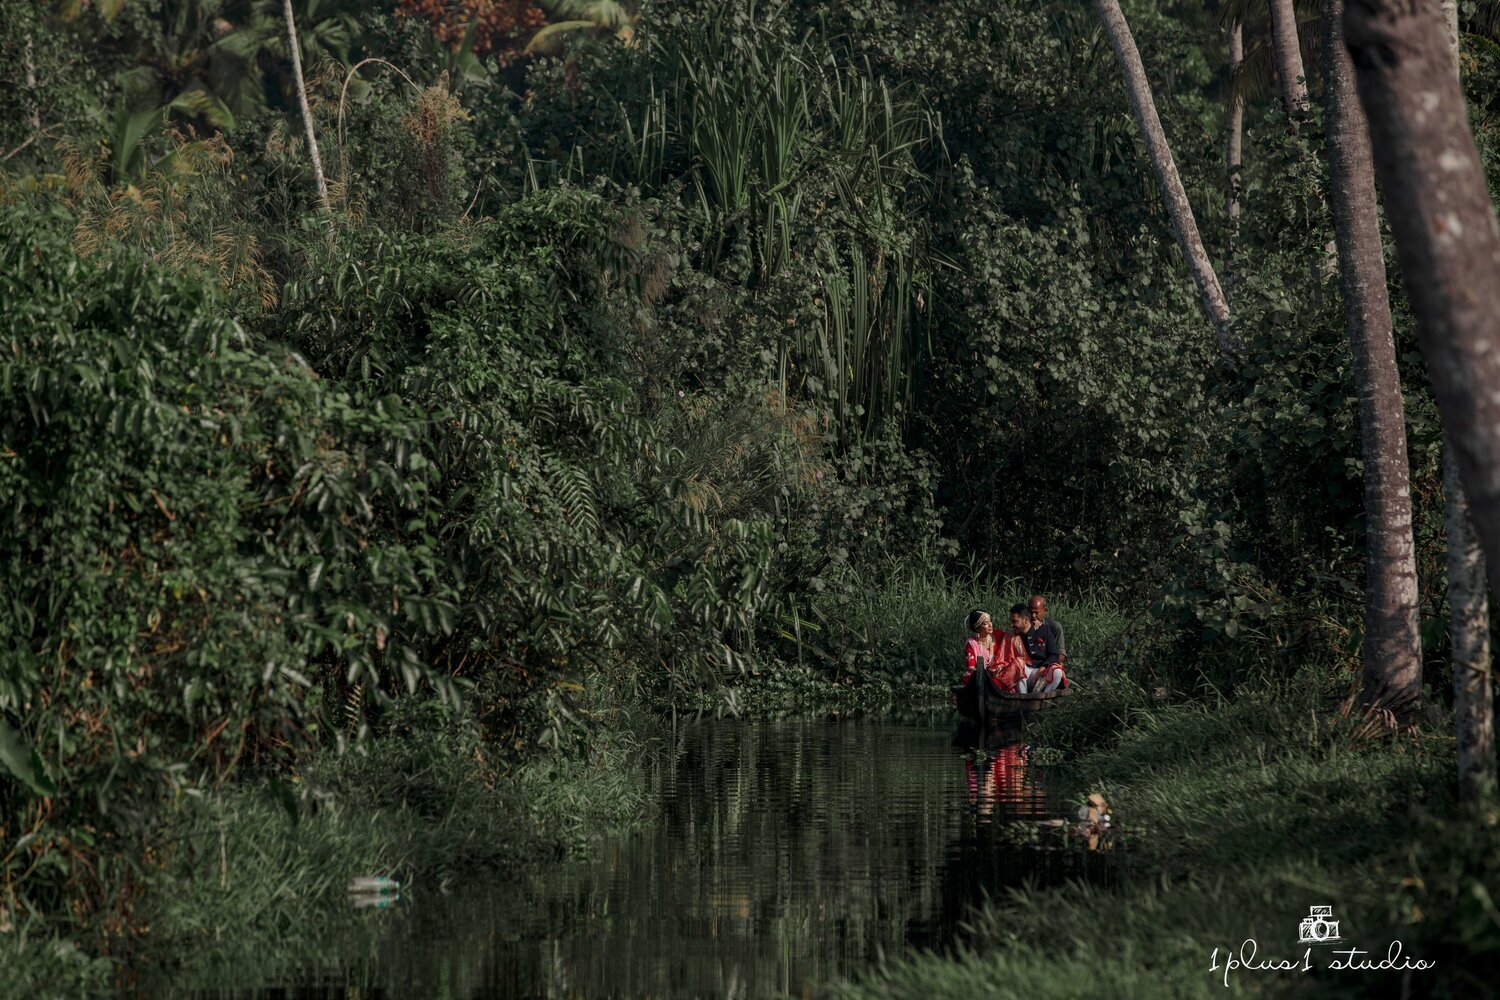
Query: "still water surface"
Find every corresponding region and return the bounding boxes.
[184,715,1100,998]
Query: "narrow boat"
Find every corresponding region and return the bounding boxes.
[952,671,1073,723]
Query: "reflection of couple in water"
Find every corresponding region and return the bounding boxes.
[963,742,1041,818]
[955,709,1049,818]
[960,596,1068,695]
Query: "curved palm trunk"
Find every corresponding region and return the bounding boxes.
[1093,0,1236,356]
[1342,0,1500,595]
[283,0,330,213]
[1225,20,1244,294]
[1268,0,1311,111]
[1321,0,1423,715]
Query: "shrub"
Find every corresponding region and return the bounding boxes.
[0,201,455,930]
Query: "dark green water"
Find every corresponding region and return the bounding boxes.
[163,715,1102,999]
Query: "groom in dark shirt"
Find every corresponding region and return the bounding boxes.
[1016,606,1060,670]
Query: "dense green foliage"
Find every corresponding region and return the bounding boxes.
[2,0,1500,985]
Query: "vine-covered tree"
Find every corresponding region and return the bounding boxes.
[1268,0,1311,110]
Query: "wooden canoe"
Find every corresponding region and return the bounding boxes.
[952,671,1072,722]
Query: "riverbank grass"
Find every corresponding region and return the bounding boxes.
[730,572,1133,712]
[835,670,1498,998]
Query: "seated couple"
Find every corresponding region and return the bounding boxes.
[961,597,1068,694]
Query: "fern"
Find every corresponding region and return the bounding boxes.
[344,682,363,736]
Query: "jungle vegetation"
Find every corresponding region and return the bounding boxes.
[1,0,1499,990]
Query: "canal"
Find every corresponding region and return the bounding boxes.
[168,714,1108,998]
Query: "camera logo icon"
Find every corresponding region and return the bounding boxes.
[1298,905,1342,944]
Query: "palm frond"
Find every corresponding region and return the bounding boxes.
[1230,13,1324,107]
[525,20,605,55]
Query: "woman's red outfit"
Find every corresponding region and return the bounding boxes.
[961,632,1029,692]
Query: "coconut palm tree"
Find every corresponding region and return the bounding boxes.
[1320,0,1423,718]
[1215,0,1322,110]
[118,0,266,128]
[1093,0,1236,356]
[1224,17,1243,290]
[277,0,328,211]
[1437,0,1495,805]
[70,0,359,197]
[1267,0,1310,110]
[252,0,361,105]
[525,0,641,55]
[64,0,361,127]
[1342,0,1500,605]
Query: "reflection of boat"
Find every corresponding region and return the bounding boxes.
[952,672,1073,723]
[964,742,1034,818]
[951,715,1025,751]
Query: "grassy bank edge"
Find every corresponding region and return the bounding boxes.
[1,701,652,998]
[830,668,1499,1000]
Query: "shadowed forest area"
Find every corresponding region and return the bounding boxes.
[2,0,1500,996]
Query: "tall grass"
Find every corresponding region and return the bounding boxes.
[591,7,942,440]
[840,568,1133,686]
[726,568,1135,714]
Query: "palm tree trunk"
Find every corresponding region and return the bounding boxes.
[1268,0,1311,111]
[1342,0,1500,598]
[1434,0,1494,804]
[1446,437,1494,800]
[283,0,330,213]
[1225,19,1244,295]
[1440,0,1460,58]
[1321,0,1424,715]
[1093,0,1236,356]
[23,34,41,134]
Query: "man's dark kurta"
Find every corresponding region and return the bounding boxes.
[1021,625,1061,668]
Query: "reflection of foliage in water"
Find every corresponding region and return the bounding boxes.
[135,718,1112,997]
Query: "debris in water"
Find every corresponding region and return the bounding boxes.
[350,892,400,910]
[1069,792,1116,851]
[349,875,402,908]
[349,875,399,894]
